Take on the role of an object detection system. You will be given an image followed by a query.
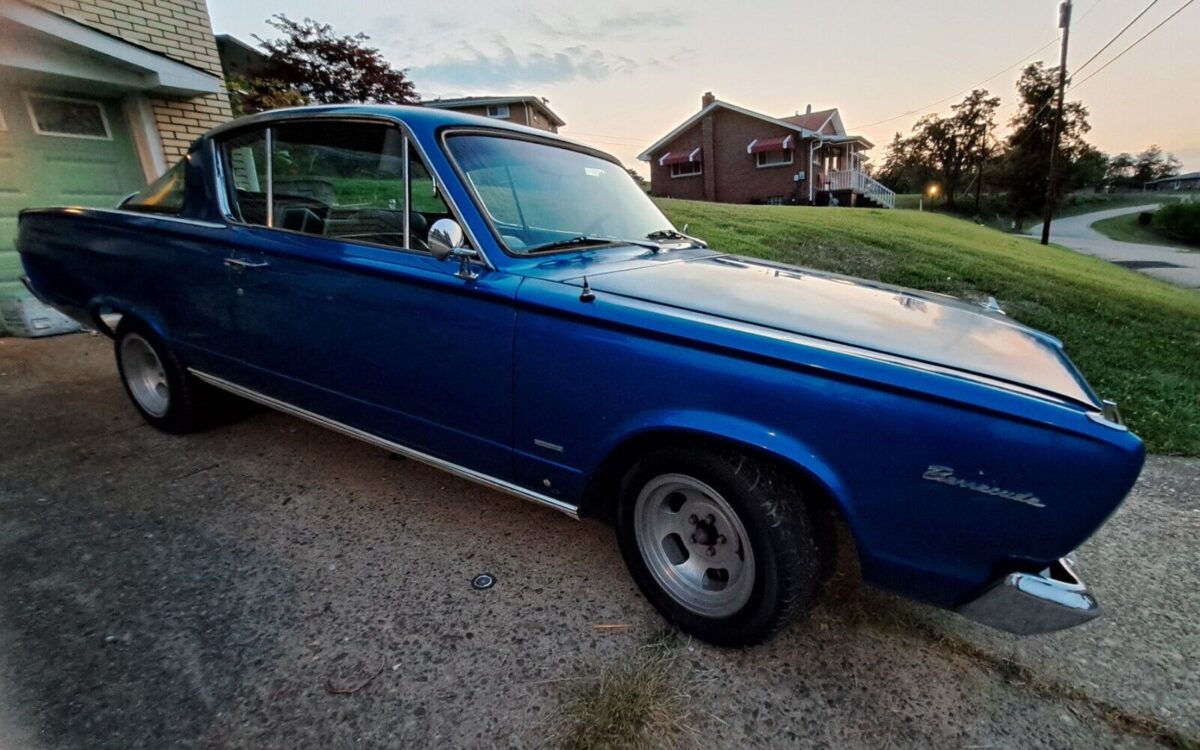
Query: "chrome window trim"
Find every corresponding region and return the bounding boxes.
[188,369,580,519]
[208,114,494,269]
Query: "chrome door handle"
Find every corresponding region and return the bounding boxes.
[224,257,270,269]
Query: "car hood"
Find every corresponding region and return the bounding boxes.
[571,254,1099,407]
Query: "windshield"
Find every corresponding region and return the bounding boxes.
[445,134,673,254]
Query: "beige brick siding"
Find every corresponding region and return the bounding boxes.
[27,0,231,161]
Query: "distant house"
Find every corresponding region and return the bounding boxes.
[215,34,269,82]
[424,96,564,133]
[638,92,894,208]
[1145,172,1200,192]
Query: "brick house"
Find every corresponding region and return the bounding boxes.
[424,95,564,133]
[0,0,229,328]
[639,92,894,209]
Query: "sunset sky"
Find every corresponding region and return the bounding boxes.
[208,0,1200,176]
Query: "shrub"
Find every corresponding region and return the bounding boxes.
[1137,211,1154,226]
[1152,203,1200,246]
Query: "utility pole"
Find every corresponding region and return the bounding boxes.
[1040,0,1072,245]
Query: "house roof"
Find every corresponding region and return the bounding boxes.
[1145,171,1200,184]
[637,98,869,161]
[781,108,840,133]
[424,95,565,127]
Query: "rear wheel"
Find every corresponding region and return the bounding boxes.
[616,446,827,647]
[114,319,203,433]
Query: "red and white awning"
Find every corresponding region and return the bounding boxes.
[659,148,702,166]
[746,135,794,154]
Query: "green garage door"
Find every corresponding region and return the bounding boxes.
[0,84,146,304]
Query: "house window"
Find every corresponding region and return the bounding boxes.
[24,93,111,140]
[766,196,785,205]
[486,105,510,119]
[756,150,794,168]
[670,161,702,178]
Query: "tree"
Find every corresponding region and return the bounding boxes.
[231,15,419,114]
[625,168,649,191]
[1105,152,1137,190]
[1133,145,1182,185]
[877,89,1000,206]
[1067,145,1108,192]
[226,75,306,117]
[1001,63,1091,229]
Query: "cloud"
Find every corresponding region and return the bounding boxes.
[412,41,639,89]
[523,8,687,39]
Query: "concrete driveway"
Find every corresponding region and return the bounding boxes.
[1027,205,1200,289]
[1,334,1197,748]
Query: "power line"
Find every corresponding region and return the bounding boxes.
[848,36,1060,132]
[1011,0,1188,149]
[846,0,1111,134]
[1070,0,1194,89]
[1072,0,1160,75]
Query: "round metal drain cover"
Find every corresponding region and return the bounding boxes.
[472,573,495,590]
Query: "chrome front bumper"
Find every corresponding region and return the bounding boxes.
[956,554,1099,635]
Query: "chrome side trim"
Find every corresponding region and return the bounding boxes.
[189,369,580,519]
[956,554,1100,635]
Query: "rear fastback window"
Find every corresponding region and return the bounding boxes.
[123,159,186,214]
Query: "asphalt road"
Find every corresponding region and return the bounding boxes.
[1026,204,1200,289]
[1,333,1196,748]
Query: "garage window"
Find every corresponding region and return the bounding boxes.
[25,93,111,140]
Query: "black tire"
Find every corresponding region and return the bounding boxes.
[114,318,205,434]
[616,446,827,647]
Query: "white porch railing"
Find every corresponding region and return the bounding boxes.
[825,169,896,209]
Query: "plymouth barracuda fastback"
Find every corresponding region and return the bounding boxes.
[17,105,1144,646]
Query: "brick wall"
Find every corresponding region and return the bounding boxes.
[649,108,813,205]
[28,0,231,161]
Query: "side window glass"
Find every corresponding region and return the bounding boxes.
[123,159,187,214]
[407,149,456,249]
[222,129,270,225]
[220,120,462,252]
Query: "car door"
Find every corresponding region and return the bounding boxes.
[213,119,519,480]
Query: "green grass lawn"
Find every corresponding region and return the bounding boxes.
[1092,211,1199,251]
[656,198,1200,456]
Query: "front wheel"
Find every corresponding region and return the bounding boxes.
[616,446,827,647]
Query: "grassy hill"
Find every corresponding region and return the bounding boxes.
[656,198,1200,456]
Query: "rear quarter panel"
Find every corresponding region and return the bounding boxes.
[513,278,1144,607]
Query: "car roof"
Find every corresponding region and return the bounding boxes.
[200,103,597,153]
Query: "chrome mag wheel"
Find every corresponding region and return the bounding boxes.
[633,473,756,618]
[120,333,170,417]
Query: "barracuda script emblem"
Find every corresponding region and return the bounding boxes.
[922,466,1046,509]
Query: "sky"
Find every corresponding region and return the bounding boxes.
[207,0,1200,176]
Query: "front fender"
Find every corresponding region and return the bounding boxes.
[583,408,857,529]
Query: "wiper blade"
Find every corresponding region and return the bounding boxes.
[645,228,707,248]
[525,235,658,253]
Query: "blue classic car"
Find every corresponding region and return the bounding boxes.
[17,105,1143,646]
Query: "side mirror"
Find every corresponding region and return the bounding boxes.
[428,218,465,260]
[428,218,480,281]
